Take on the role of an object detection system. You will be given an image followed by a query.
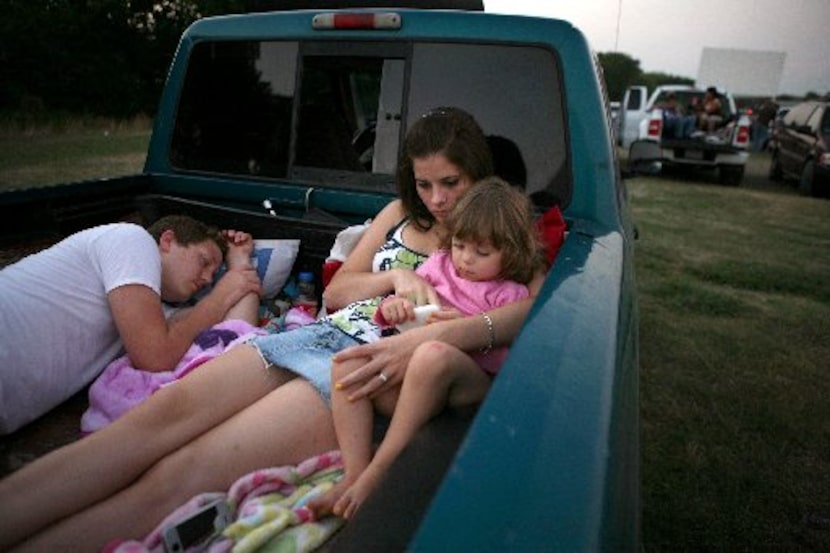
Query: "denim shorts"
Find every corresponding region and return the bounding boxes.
[248,322,360,406]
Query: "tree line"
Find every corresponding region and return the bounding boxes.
[0,0,246,119]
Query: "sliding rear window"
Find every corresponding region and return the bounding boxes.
[171,39,570,208]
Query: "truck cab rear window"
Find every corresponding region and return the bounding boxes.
[170,39,570,207]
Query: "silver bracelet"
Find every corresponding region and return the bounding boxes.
[480,312,495,355]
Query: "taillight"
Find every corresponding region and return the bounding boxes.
[735,124,750,146]
[312,12,402,30]
[647,118,662,139]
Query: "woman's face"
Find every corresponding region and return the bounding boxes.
[412,154,473,224]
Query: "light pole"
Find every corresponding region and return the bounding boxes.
[615,0,622,51]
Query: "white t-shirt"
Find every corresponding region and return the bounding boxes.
[0,223,162,434]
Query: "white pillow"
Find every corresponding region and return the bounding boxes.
[251,239,300,298]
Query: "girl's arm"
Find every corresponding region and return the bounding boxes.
[334,268,546,399]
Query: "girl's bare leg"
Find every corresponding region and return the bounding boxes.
[335,341,490,519]
[0,345,286,550]
[13,377,337,552]
[307,357,397,518]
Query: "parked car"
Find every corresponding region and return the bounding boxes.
[621,84,751,185]
[769,100,830,197]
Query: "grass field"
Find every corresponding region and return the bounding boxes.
[630,160,830,550]
[0,117,151,192]
[1,127,828,549]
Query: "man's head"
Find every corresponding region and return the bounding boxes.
[147,215,225,303]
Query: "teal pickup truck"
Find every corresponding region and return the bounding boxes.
[0,3,639,550]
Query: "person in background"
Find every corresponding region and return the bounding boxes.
[752,98,779,152]
[698,86,724,133]
[658,92,697,139]
[0,215,261,434]
[309,177,545,520]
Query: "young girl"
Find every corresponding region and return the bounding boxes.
[309,177,545,520]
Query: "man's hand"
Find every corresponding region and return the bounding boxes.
[222,230,254,270]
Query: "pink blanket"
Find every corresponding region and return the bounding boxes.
[81,319,266,434]
[104,451,345,553]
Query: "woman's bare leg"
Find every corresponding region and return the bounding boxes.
[0,345,285,549]
[12,377,337,552]
[335,341,490,519]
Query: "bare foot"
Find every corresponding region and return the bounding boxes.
[306,478,353,520]
[332,466,386,520]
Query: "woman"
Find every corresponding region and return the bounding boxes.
[0,108,546,551]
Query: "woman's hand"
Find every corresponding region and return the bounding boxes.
[332,325,434,400]
[391,269,440,306]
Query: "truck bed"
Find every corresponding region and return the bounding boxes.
[0,190,475,550]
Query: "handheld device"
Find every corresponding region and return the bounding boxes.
[397,304,440,332]
[162,498,233,553]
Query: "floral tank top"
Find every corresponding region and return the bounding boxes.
[325,219,428,343]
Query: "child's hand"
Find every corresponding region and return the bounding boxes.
[222,230,254,269]
[379,296,416,326]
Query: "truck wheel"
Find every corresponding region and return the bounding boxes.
[768,152,783,181]
[798,161,816,197]
[718,165,744,186]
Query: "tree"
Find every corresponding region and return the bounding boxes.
[0,0,246,118]
[597,52,695,102]
[597,52,642,101]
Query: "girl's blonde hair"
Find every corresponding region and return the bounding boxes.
[445,176,545,284]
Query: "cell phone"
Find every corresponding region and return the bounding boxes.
[161,498,232,553]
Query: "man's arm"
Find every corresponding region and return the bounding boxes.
[108,267,260,372]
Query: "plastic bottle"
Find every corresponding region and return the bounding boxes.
[294,271,319,318]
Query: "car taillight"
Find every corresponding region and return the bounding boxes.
[735,124,750,146]
[312,12,402,30]
[647,118,662,139]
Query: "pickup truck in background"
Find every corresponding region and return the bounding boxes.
[620,84,751,185]
[0,3,640,550]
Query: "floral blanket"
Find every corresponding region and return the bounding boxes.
[106,451,345,553]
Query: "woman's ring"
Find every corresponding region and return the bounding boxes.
[378,372,388,383]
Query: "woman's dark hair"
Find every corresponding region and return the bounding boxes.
[397,107,493,231]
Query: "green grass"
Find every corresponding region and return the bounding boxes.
[1,125,828,549]
[0,116,151,192]
[631,176,830,550]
